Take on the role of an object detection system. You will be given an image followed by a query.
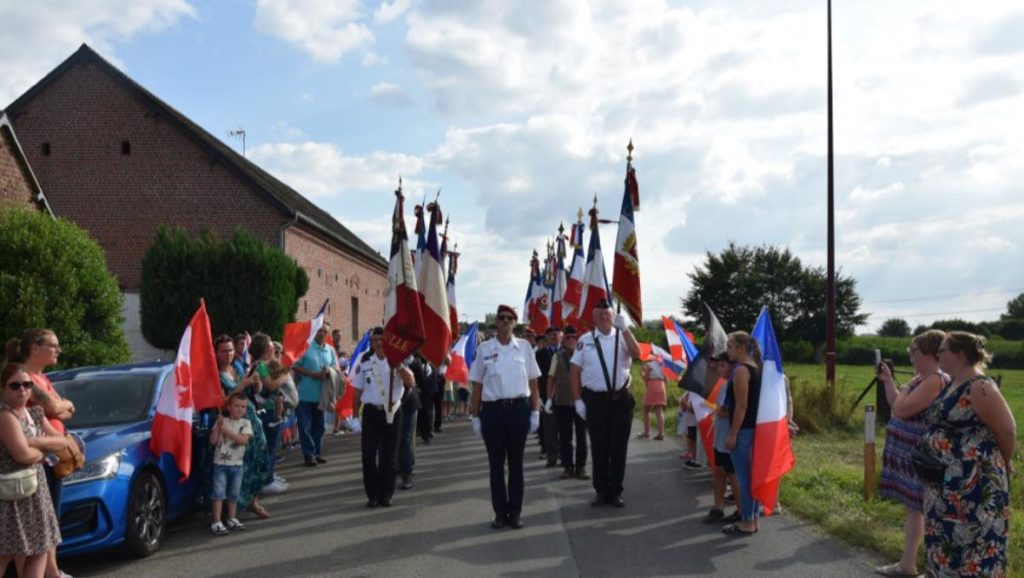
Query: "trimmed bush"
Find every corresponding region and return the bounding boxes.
[837,335,1024,369]
[140,228,309,349]
[0,208,130,368]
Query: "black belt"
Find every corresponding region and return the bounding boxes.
[482,397,528,406]
[583,387,630,395]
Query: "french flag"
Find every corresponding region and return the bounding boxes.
[525,251,550,335]
[151,300,221,481]
[551,230,568,328]
[638,343,685,381]
[281,299,328,367]
[382,185,425,367]
[445,322,478,384]
[415,202,452,366]
[686,390,718,469]
[577,205,609,331]
[751,307,796,515]
[562,220,585,326]
[447,250,459,341]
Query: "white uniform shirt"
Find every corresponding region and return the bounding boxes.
[469,337,541,401]
[352,354,406,407]
[571,329,632,392]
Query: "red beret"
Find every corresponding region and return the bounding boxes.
[496,304,518,320]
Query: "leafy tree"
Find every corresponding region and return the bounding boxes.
[1002,293,1024,320]
[915,318,991,337]
[681,242,868,346]
[140,228,309,349]
[878,318,911,338]
[994,319,1024,340]
[0,208,130,367]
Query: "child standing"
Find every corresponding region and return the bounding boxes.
[209,392,253,535]
[639,358,667,440]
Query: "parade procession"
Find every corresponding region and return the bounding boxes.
[2,3,1021,577]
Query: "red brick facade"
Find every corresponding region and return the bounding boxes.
[5,45,387,355]
[0,117,47,212]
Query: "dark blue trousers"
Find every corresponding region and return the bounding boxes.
[361,405,402,503]
[583,389,634,499]
[480,397,530,517]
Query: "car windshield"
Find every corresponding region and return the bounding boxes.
[53,373,158,428]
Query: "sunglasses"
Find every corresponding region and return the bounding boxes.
[496,314,515,321]
[6,381,33,391]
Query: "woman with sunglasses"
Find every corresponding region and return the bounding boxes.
[5,329,74,578]
[0,363,66,578]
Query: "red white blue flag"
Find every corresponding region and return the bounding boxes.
[751,307,796,515]
[382,185,426,367]
[415,202,452,366]
[578,205,609,331]
[562,218,585,326]
[524,250,550,335]
[612,159,642,326]
[445,322,478,384]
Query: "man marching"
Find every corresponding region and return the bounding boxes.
[352,327,415,508]
[469,304,542,530]
[570,299,641,507]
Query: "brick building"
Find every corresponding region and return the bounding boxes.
[0,112,52,213]
[5,44,388,360]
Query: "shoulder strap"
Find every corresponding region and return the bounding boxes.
[592,331,616,392]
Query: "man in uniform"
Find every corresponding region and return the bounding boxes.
[536,326,561,466]
[546,325,588,480]
[351,327,415,507]
[469,304,542,530]
[570,299,641,507]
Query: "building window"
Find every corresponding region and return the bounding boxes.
[41,142,51,156]
[351,297,359,341]
[121,140,131,155]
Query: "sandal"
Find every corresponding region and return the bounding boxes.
[873,563,920,577]
[721,523,756,536]
[248,502,271,519]
[637,433,649,439]
[653,434,664,440]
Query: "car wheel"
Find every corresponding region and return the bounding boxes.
[124,471,165,557]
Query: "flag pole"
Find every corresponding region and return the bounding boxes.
[825,0,837,387]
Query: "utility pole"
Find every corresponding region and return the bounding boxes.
[826,0,837,387]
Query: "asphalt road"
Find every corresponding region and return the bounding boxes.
[60,418,880,577]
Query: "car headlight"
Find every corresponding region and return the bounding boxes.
[63,451,123,486]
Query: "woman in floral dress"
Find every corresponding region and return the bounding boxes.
[922,331,1016,577]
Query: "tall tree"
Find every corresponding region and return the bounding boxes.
[878,318,911,338]
[1002,292,1024,320]
[681,242,867,345]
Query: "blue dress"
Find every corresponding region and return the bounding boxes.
[921,376,1009,577]
[878,373,943,511]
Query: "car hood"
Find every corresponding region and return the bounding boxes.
[68,420,152,463]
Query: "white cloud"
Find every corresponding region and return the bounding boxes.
[369,82,413,108]
[0,0,195,104]
[374,0,411,24]
[254,0,373,63]
[248,141,427,200]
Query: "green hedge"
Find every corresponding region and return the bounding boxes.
[836,335,1024,369]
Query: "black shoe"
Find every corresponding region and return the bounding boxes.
[421,436,431,444]
[702,508,725,524]
[721,511,741,524]
[314,456,327,464]
[380,498,393,507]
[590,495,608,507]
[610,495,625,508]
[545,459,558,468]
[366,499,378,508]
[574,467,590,480]
[491,515,507,529]
[507,515,524,529]
[400,478,413,490]
[433,427,443,433]
[538,453,547,460]
[304,459,318,467]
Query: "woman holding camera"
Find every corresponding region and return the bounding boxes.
[922,332,1015,576]
[874,330,948,577]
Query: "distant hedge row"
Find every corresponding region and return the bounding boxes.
[780,335,1024,369]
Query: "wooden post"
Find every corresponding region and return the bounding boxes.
[864,404,876,500]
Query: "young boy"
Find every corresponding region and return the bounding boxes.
[209,392,253,535]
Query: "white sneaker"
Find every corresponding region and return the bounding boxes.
[210,521,229,535]
[273,474,287,484]
[262,480,288,494]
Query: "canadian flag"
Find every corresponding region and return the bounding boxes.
[281,299,329,366]
[445,322,478,384]
[150,300,221,481]
[751,307,796,515]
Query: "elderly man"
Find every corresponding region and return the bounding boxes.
[570,300,641,507]
[291,322,337,467]
[352,327,415,507]
[470,305,542,530]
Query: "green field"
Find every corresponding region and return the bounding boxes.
[631,362,1024,573]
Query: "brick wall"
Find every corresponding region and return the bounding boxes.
[0,128,38,210]
[285,225,387,354]
[8,60,283,289]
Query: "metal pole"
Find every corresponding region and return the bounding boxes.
[825,0,837,387]
[864,404,876,500]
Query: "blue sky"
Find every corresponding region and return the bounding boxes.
[3,0,1023,332]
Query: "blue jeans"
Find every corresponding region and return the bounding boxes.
[729,428,759,522]
[211,464,243,501]
[295,401,325,460]
[399,408,417,478]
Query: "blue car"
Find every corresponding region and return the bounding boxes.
[50,362,210,557]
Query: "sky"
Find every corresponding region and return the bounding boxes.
[2,0,1023,333]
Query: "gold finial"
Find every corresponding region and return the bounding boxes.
[627,139,634,163]
[576,208,584,222]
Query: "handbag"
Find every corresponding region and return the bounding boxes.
[52,433,86,479]
[0,467,39,501]
[911,440,946,485]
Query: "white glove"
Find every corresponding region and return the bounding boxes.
[350,417,362,434]
[472,417,482,438]
[613,313,628,331]
[574,399,587,421]
[543,399,553,414]
[529,411,540,433]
